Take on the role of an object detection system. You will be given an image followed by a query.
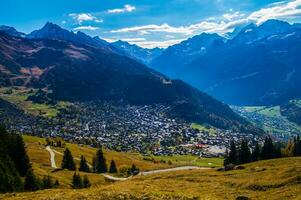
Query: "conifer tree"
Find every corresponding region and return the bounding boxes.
[54,180,60,188]
[109,160,118,173]
[83,175,91,188]
[24,168,40,191]
[95,149,107,173]
[72,173,82,189]
[0,127,23,192]
[61,148,76,170]
[261,136,275,160]
[251,142,260,162]
[293,135,301,156]
[79,155,90,172]
[9,134,31,177]
[238,139,251,164]
[130,164,140,175]
[223,149,230,166]
[42,175,53,189]
[229,140,238,165]
[92,156,97,173]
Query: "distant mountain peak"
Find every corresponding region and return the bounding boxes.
[0,25,25,37]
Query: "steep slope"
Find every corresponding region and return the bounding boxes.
[0,30,257,132]
[152,20,301,106]
[151,33,225,76]
[112,40,163,65]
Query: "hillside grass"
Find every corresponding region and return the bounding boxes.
[244,106,281,117]
[1,156,300,200]
[0,87,68,118]
[191,123,217,136]
[22,135,221,189]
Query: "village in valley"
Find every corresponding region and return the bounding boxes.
[2,100,257,157]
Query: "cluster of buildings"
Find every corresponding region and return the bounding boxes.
[4,101,258,157]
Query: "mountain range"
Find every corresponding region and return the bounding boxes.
[0,23,258,133]
[150,20,301,106]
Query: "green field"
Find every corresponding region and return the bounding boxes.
[190,123,217,136]
[145,154,223,168]
[0,87,69,118]
[244,106,281,117]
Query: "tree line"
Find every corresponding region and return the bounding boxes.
[0,126,59,193]
[61,147,140,188]
[224,135,301,166]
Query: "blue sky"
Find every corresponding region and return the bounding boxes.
[1,0,301,48]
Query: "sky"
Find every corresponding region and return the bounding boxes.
[1,0,301,48]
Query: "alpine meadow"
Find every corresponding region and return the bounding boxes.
[0,0,301,199]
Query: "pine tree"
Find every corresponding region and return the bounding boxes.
[95,149,107,173]
[54,180,60,188]
[223,149,230,166]
[83,175,91,188]
[79,155,90,172]
[228,140,238,165]
[61,148,76,170]
[261,136,275,160]
[42,175,53,189]
[0,127,23,192]
[251,142,260,162]
[72,173,82,189]
[8,134,31,177]
[109,160,118,173]
[24,168,40,191]
[238,139,251,164]
[293,135,301,156]
[130,164,139,175]
[92,156,97,173]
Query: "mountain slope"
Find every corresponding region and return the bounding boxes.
[0,27,258,132]
[112,40,163,65]
[151,33,225,76]
[152,20,301,105]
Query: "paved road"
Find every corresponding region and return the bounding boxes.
[46,146,58,169]
[46,146,208,181]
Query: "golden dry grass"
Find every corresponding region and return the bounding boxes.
[1,157,301,200]
[1,136,301,200]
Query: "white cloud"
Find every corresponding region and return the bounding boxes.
[110,0,301,37]
[133,39,184,49]
[74,26,99,31]
[248,0,301,24]
[121,38,147,42]
[69,13,103,24]
[108,4,136,14]
[223,11,245,21]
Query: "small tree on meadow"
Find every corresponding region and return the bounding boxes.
[261,136,275,160]
[24,168,40,191]
[251,142,260,162]
[95,149,107,173]
[109,160,118,173]
[61,148,76,170]
[79,155,90,172]
[72,173,82,189]
[228,140,238,165]
[238,139,251,164]
[83,175,91,188]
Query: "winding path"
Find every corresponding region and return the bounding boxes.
[45,146,209,181]
[46,146,58,169]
